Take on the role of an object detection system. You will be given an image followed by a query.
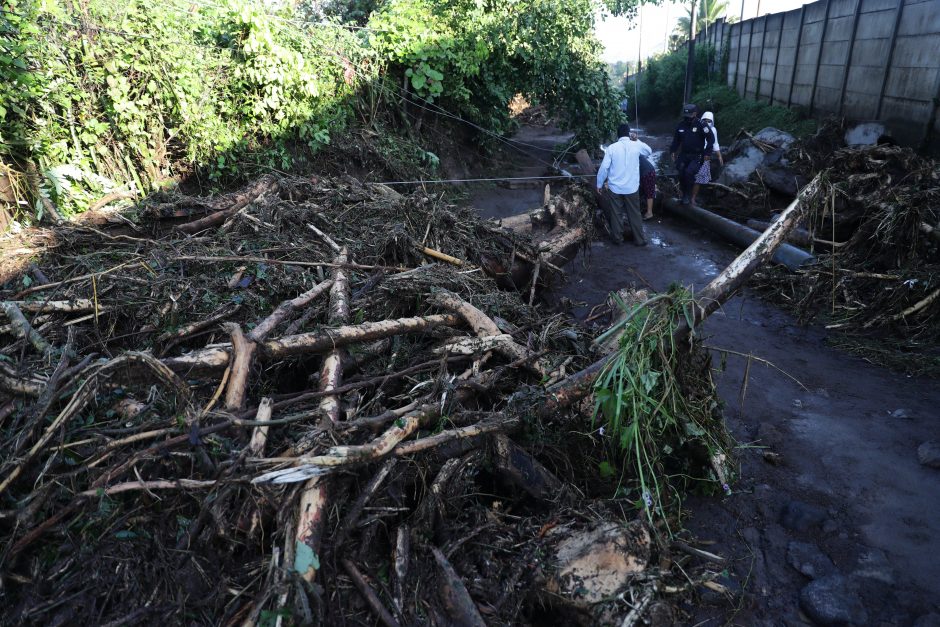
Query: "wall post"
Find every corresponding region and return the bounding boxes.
[756,16,769,100]
[809,0,833,115]
[875,0,906,120]
[769,12,787,104]
[743,20,754,97]
[838,0,864,116]
[787,5,808,108]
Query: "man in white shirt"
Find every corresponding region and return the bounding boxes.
[596,123,653,246]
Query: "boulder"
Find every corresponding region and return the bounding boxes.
[844,122,886,147]
[718,127,797,187]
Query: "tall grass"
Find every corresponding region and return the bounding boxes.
[592,286,734,532]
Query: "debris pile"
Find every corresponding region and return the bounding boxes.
[755,143,940,373]
[0,173,737,625]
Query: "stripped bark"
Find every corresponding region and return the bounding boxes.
[174,175,279,234]
[222,323,256,412]
[247,279,333,343]
[2,301,53,356]
[295,249,349,586]
[162,313,462,372]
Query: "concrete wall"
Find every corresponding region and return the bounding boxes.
[717,0,940,146]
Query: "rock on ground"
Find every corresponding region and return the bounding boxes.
[844,122,886,147]
[799,575,868,626]
[787,541,836,579]
[918,441,940,468]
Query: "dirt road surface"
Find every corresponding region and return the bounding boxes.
[468,122,940,626]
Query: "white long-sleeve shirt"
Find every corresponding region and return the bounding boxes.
[596,137,653,195]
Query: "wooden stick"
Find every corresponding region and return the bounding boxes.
[0,363,44,397]
[334,459,397,549]
[176,175,278,234]
[169,255,408,272]
[429,290,548,376]
[417,245,465,266]
[14,259,138,298]
[2,301,53,356]
[76,479,217,498]
[155,304,240,350]
[9,299,96,313]
[248,398,274,456]
[431,546,487,627]
[393,525,410,615]
[247,279,332,343]
[342,559,401,627]
[162,313,463,372]
[222,323,256,412]
[307,223,343,253]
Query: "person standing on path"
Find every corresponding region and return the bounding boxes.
[670,103,714,205]
[690,111,723,207]
[597,123,652,246]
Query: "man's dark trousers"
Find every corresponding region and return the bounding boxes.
[676,153,702,201]
[604,189,646,245]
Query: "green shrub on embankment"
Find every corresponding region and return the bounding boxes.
[691,84,817,140]
[1,0,622,223]
[1,0,364,218]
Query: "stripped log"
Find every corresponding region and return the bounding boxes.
[173,175,279,233]
[9,299,96,313]
[542,174,823,416]
[248,397,273,456]
[429,290,549,376]
[247,279,333,343]
[1,301,53,357]
[162,313,462,372]
[295,250,350,586]
[222,323,256,412]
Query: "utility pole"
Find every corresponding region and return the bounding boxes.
[683,0,697,103]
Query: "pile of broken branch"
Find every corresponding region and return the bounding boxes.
[0,171,769,625]
[754,143,940,373]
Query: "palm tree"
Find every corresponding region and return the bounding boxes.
[672,0,732,46]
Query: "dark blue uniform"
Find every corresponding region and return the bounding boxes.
[670,118,714,203]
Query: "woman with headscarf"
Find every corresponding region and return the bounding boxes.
[690,111,724,207]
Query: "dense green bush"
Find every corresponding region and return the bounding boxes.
[369,0,621,148]
[1,0,364,217]
[691,84,817,140]
[1,0,624,221]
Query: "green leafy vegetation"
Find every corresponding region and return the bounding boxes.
[592,287,734,530]
[2,0,635,222]
[692,84,817,139]
[628,43,719,116]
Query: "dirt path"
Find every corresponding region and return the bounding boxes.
[467,123,940,626]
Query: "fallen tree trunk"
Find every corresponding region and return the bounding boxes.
[162,313,463,372]
[662,197,815,271]
[542,174,823,415]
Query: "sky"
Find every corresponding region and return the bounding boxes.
[596,0,810,64]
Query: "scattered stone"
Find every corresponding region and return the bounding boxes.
[852,548,895,585]
[821,520,840,535]
[781,501,827,532]
[844,122,886,147]
[799,575,868,625]
[917,441,940,468]
[889,408,909,419]
[787,541,836,579]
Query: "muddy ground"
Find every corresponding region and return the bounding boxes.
[470,122,940,626]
